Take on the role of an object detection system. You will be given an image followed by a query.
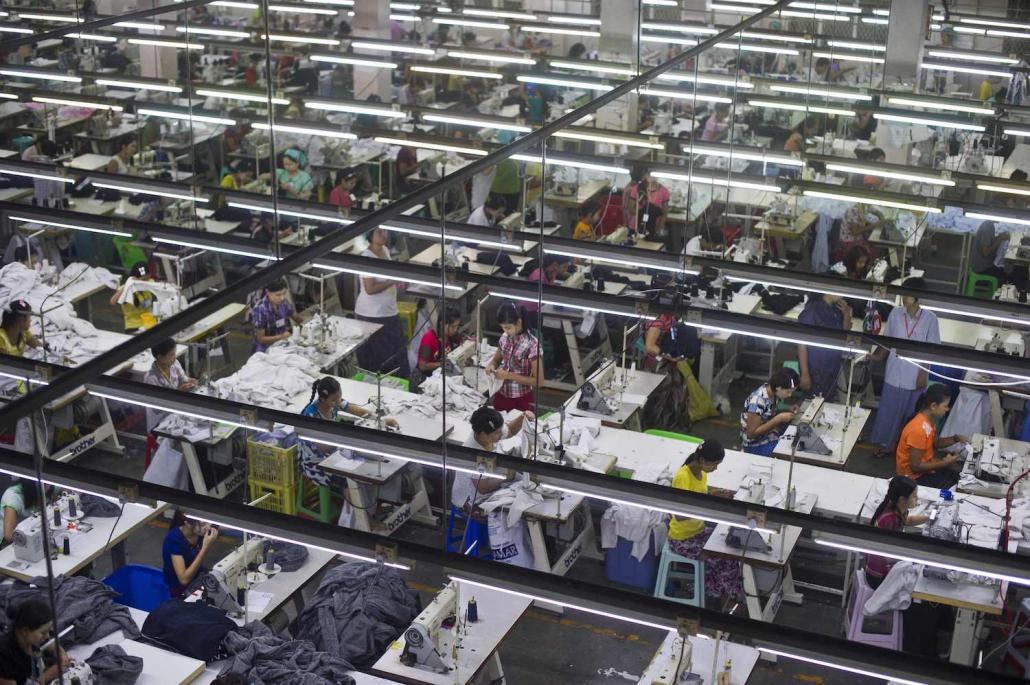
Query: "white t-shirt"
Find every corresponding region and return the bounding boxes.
[453,428,509,508]
[467,206,495,228]
[1,484,29,519]
[355,248,399,318]
[683,235,702,256]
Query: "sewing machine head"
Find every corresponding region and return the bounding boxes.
[866,258,890,283]
[925,501,962,542]
[499,212,522,232]
[400,583,457,674]
[446,339,476,369]
[605,226,629,245]
[576,381,616,415]
[563,269,586,290]
[13,514,45,563]
[203,537,266,616]
[47,660,93,685]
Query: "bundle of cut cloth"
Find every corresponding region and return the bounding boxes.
[600,503,668,562]
[418,368,487,414]
[220,621,356,685]
[210,348,322,408]
[532,415,604,468]
[294,562,421,669]
[0,574,140,645]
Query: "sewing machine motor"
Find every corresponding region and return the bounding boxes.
[577,382,615,415]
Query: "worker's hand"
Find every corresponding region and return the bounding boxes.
[201,526,218,549]
[799,372,811,391]
[943,453,960,467]
[57,647,69,668]
[776,411,796,425]
[835,299,852,317]
[954,434,971,445]
[1000,232,1011,242]
[484,364,496,376]
[523,410,535,422]
[180,380,198,392]
[493,369,511,381]
[385,417,400,429]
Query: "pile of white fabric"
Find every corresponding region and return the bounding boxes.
[209,348,322,409]
[600,504,668,562]
[536,415,603,467]
[57,262,119,292]
[418,368,486,414]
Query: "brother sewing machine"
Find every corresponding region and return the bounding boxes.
[202,536,270,617]
[725,479,773,552]
[400,583,458,674]
[13,514,45,563]
[925,494,963,542]
[787,397,834,457]
[644,634,696,685]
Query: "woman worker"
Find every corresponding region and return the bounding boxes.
[485,302,543,412]
[895,384,968,488]
[1,480,50,545]
[0,597,70,685]
[412,307,463,391]
[106,139,137,175]
[162,509,218,599]
[351,227,410,379]
[739,368,799,456]
[109,261,157,333]
[0,301,41,358]
[667,440,742,602]
[260,149,312,200]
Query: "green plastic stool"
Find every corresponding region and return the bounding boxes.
[112,236,147,273]
[295,479,340,524]
[644,429,704,444]
[351,372,410,392]
[964,269,999,299]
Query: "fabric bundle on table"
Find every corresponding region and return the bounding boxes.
[0,575,140,645]
[211,349,322,409]
[58,262,120,292]
[85,644,143,685]
[600,504,668,562]
[418,369,485,414]
[294,562,421,669]
[261,540,308,572]
[220,621,355,685]
[80,493,122,518]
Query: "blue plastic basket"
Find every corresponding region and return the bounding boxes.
[103,564,170,612]
[605,535,659,590]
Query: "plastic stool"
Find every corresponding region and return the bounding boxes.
[643,429,703,444]
[653,543,704,607]
[845,568,903,650]
[447,506,491,559]
[295,478,339,524]
[964,269,999,299]
[1004,597,1030,677]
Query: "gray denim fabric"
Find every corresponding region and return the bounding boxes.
[85,644,143,685]
[220,621,355,685]
[261,541,308,573]
[0,575,141,644]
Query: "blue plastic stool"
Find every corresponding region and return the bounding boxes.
[447,506,491,559]
[653,543,704,607]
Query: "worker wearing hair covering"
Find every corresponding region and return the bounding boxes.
[0,300,40,358]
[260,149,312,200]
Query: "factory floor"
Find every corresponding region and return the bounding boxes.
[66,288,1020,684]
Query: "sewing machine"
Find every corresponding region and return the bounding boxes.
[731,237,763,265]
[604,226,631,246]
[785,398,833,456]
[116,279,188,322]
[400,583,458,674]
[13,514,45,563]
[644,634,696,685]
[202,536,268,617]
[563,269,586,290]
[47,660,93,685]
[499,212,522,232]
[866,258,890,283]
[966,437,1030,498]
[926,498,963,542]
[981,330,1026,357]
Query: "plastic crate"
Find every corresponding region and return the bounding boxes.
[605,535,659,590]
[249,479,297,515]
[103,564,170,612]
[247,439,297,487]
[397,300,418,340]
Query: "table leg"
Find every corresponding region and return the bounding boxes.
[527,518,563,613]
[699,341,715,393]
[109,540,127,570]
[348,479,373,533]
[782,566,803,605]
[742,564,762,621]
[478,652,504,685]
[948,607,981,666]
[182,441,209,496]
[85,295,93,324]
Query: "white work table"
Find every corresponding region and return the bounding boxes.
[69,152,114,171]
[697,293,764,393]
[566,366,665,429]
[235,547,335,624]
[270,316,383,373]
[638,631,760,684]
[772,404,872,469]
[957,434,1030,499]
[0,502,167,582]
[372,580,532,685]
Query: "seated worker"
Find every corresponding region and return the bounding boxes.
[783,116,814,153]
[162,509,218,599]
[896,384,968,489]
[2,480,49,545]
[144,339,197,431]
[683,226,722,257]
[220,159,255,191]
[298,377,398,495]
[970,180,1029,290]
[797,293,851,400]
[451,406,531,557]
[700,102,732,142]
[830,244,870,280]
[249,279,303,353]
[840,202,885,255]
[849,104,877,141]
[329,168,359,214]
[854,147,887,189]
[642,311,699,372]
[109,262,158,333]
[740,367,799,456]
[485,303,543,412]
[0,596,70,685]
[667,440,742,601]
[0,300,41,358]
[414,307,463,385]
[524,254,571,329]
[865,476,929,589]
[396,146,419,194]
[572,200,601,241]
[468,196,506,228]
[259,149,312,200]
[814,56,844,83]
[106,139,137,175]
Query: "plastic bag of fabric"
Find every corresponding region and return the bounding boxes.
[142,600,236,661]
[642,366,689,433]
[487,510,536,569]
[143,438,188,490]
[676,360,720,424]
[86,644,143,685]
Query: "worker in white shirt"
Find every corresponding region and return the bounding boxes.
[683,226,722,257]
[467,197,506,227]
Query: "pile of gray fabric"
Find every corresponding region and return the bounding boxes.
[220,621,355,685]
[85,644,143,685]
[80,494,122,518]
[0,575,140,644]
[261,540,308,573]
[294,562,420,669]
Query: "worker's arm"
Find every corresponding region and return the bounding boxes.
[3,507,17,543]
[105,158,121,174]
[473,475,504,494]
[745,410,795,440]
[253,329,290,346]
[906,513,930,526]
[41,647,70,682]
[644,326,663,358]
[109,285,124,306]
[656,201,669,233]
[906,447,958,474]
[171,528,217,587]
[360,276,395,295]
[484,350,503,373]
[984,231,1011,256]
[936,434,969,449]
[1,677,17,685]
[798,344,811,391]
[495,356,542,388]
[506,411,529,436]
[418,339,442,372]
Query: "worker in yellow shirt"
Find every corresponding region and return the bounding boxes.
[666,440,742,602]
[572,200,602,241]
[220,159,255,191]
[0,300,41,358]
[109,262,158,332]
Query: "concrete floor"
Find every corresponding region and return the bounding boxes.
[64,287,1014,684]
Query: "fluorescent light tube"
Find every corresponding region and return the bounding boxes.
[129,38,204,49]
[496,290,647,319]
[264,34,340,45]
[965,210,1030,227]
[15,12,83,22]
[723,275,893,305]
[174,26,250,38]
[874,112,985,132]
[137,108,236,126]
[825,40,885,51]
[228,201,352,225]
[644,0,678,6]
[195,88,290,105]
[212,1,259,7]
[641,23,718,35]
[873,8,890,15]
[919,303,1030,328]
[510,154,627,175]
[685,144,803,166]
[411,64,500,79]
[312,264,464,291]
[304,0,352,4]
[886,96,995,116]
[92,183,209,202]
[985,29,1030,39]
[757,647,924,685]
[152,237,271,260]
[861,17,889,25]
[769,84,872,101]
[0,26,35,34]
[32,96,122,111]
[640,35,699,47]
[350,40,434,55]
[517,75,612,91]
[382,225,520,251]
[306,101,407,117]
[520,25,600,37]
[920,61,1012,78]
[0,168,73,183]
[811,51,884,64]
[0,68,81,83]
[311,54,398,68]
[655,73,754,88]
[960,17,1030,30]
[96,78,182,93]
[9,215,130,237]
[748,98,855,116]
[553,130,664,150]
[114,21,164,30]
[709,3,762,11]
[0,93,17,99]
[549,60,636,77]
[925,48,1018,64]
[432,17,509,29]
[651,171,780,192]
[422,113,530,132]
[789,1,861,12]
[737,31,812,43]
[545,16,602,26]
[268,4,338,14]
[638,87,733,104]
[389,14,418,21]
[90,391,253,428]
[977,183,1030,196]
[447,50,536,65]
[463,8,536,20]
[390,2,419,9]
[714,43,800,55]
[373,137,488,156]
[779,10,851,21]
[825,162,954,186]
[251,122,357,139]
[301,436,503,479]
[802,189,941,214]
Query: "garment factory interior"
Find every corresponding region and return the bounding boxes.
[3,0,1030,683]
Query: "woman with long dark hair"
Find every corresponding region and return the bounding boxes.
[0,597,69,684]
[485,303,542,412]
[865,476,928,588]
[161,509,217,599]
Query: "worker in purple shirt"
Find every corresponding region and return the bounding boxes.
[250,279,305,353]
[797,292,852,401]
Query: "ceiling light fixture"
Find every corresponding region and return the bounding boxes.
[311,54,398,68]
[885,95,995,116]
[195,88,290,104]
[422,113,530,133]
[748,98,856,116]
[411,64,500,79]
[516,75,612,91]
[350,40,434,55]
[96,78,182,93]
[447,49,536,65]
[252,122,357,139]
[137,108,236,126]
[873,111,985,132]
[9,215,130,237]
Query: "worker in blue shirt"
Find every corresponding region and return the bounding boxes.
[797,292,852,401]
[162,510,217,599]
